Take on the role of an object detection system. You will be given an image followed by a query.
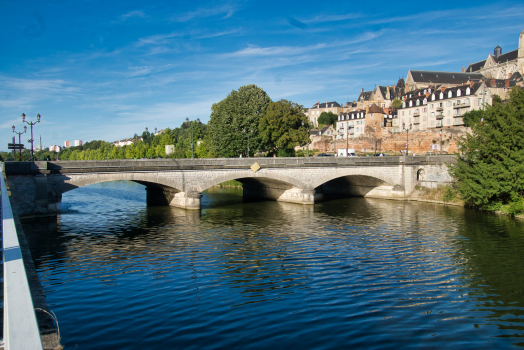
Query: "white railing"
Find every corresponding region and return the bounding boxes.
[1,170,43,350]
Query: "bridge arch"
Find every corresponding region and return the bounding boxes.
[58,172,185,195]
[197,170,307,192]
[307,168,399,191]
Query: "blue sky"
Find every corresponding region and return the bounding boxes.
[1,1,523,151]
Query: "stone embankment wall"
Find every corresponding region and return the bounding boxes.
[314,127,471,154]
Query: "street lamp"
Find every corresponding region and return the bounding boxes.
[402,122,412,156]
[12,125,27,161]
[22,113,40,161]
[186,118,194,158]
[243,128,253,158]
[338,128,344,156]
[436,106,444,155]
[145,127,156,159]
[301,121,309,157]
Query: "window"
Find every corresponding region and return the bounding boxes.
[430,104,434,109]
[423,99,427,105]
[416,100,420,106]
[431,120,434,126]
[447,101,452,107]
[447,118,451,125]
[423,108,426,112]
[409,110,412,115]
[465,98,470,103]
[466,87,471,95]
[440,93,444,99]
[448,91,452,98]
[402,102,406,108]
[457,90,461,97]
[479,98,482,105]
[447,110,451,115]
[432,94,436,101]
[409,101,413,107]
[431,112,435,117]
[402,111,405,116]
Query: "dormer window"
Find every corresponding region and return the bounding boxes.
[416,100,420,106]
[448,91,453,98]
[423,99,427,105]
[457,90,462,97]
[440,92,444,99]
[466,87,471,95]
[409,101,413,107]
[432,94,435,101]
[402,102,406,108]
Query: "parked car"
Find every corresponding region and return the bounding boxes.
[373,153,387,157]
[317,153,334,157]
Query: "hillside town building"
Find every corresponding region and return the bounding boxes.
[465,30,524,79]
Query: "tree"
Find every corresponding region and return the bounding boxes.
[208,84,271,157]
[317,111,338,128]
[449,87,524,214]
[391,98,402,108]
[461,109,484,127]
[259,99,309,156]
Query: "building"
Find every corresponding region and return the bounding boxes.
[465,30,524,79]
[356,79,404,110]
[338,104,397,139]
[49,145,62,152]
[397,81,491,131]
[404,70,484,93]
[305,101,343,127]
[64,140,71,148]
[113,138,135,147]
[74,140,83,147]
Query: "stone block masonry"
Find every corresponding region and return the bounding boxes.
[2,156,455,216]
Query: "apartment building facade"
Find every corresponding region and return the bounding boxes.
[397,81,491,132]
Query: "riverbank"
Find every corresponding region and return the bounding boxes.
[409,186,524,220]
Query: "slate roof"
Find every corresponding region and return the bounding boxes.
[358,91,373,101]
[409,70,484,84]
[396,78,405,90]
[466,49,519,72]
[311,101,341,108]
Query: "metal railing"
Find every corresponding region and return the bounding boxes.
[1,170,43,350]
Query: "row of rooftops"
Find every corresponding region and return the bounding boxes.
[399,82,484,108]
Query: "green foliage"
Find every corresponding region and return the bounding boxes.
[259,99,309,156]
[391,98,402,108]
[218,180,243,187]
[208,84,271,157]
[462,109,484,127]
[317,111,337,127]
[442,185,459,202]
[449,87,524,214]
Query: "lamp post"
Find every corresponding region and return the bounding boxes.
[338,128,344,156]
[346,125,349,157]
[436,106,444,155]
[186,118,194,158]
[402,122,412,156]
[12,125,27,161]
[145,127,156,159]
[301,121,309,157]
[22,113,40,161]
[243,128,253,158]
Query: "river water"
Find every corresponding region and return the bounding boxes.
[22,181,524,349]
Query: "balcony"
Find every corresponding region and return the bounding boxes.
[454,111,462,117]
[413,117,420,124]
[413,111,420,117]
[453,120,464,126]
[453,101,470,109]
[436,106,443,112]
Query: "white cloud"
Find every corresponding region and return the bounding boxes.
[119,10,147,21]
[172,4,237,22]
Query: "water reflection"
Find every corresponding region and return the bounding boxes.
[22,181,524,349]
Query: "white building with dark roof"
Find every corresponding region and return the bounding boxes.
[405,70,484,93]
[397,81,491,132]
[305,101,343,127]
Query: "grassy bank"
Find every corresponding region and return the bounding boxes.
[413,185,524,217]
[217,180,243,187]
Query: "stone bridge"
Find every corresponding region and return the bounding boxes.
[1,156,455,218]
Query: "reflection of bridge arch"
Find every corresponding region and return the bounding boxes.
[59,173,185,195]
[308,168,398,190]
[197,170,306,192]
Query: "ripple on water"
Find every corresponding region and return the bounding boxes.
[20,181,524,350]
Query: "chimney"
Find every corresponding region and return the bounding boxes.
[386,85,390,99]
[440,86,446,93]
[509,72,512,79]
[425,92,430,98]
[361,88,364,93]
[470,80,475,88]
[506,78,510,87]
[490,78,496,87]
